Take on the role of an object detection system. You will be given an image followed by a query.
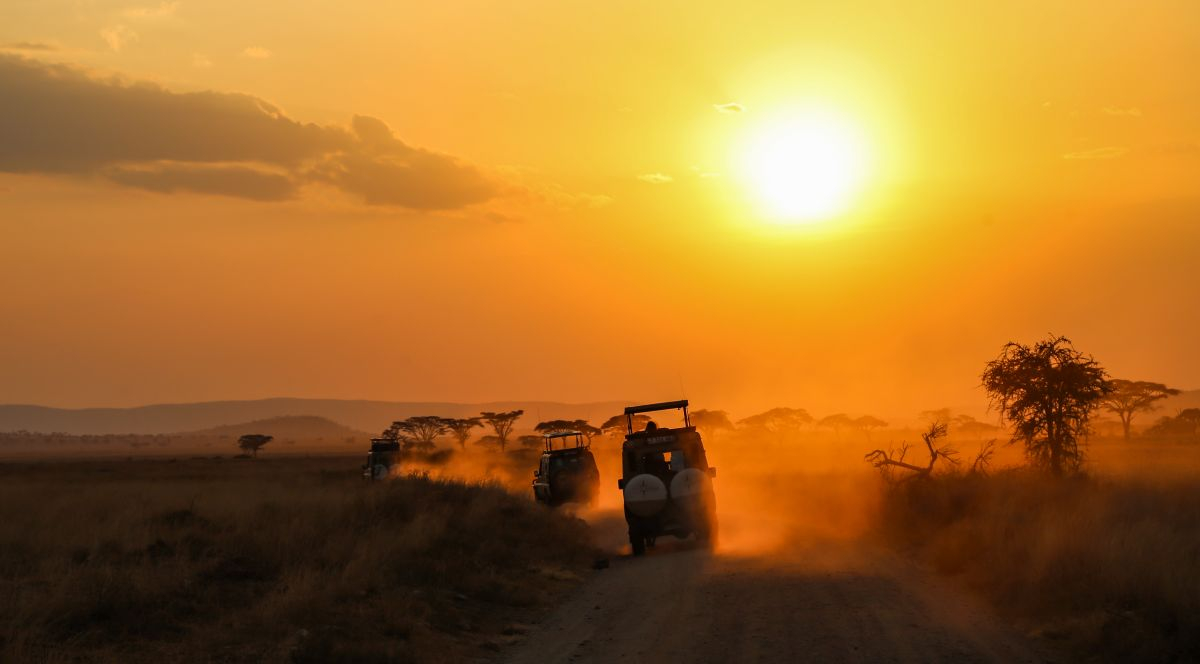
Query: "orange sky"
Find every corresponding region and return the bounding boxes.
[1,1,1198,418]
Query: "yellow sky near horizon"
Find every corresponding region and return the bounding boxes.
[1,1,1198,417]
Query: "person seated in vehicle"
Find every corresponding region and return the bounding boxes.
[643,451,670,475]
[645,420,658,433]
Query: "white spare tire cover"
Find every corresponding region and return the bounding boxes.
[623,474,668,517]
[669,468,709,499]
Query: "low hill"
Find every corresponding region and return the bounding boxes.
[180,415,370,440]
[0,398,634,435]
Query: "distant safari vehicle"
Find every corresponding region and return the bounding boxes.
[363,438,401,481]
[617,400,718,556]
[532,431,600,507]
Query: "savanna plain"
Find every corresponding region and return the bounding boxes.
[2,407,1198,663]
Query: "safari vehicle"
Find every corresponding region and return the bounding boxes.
[362,438,400,481]
[617,400,718,556]
[532,431,600,506]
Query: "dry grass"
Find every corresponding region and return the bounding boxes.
[0,456,593,663]
[874,466,1200,662]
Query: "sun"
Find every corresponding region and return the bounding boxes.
[738,109,871,224]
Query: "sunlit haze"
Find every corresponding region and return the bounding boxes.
[1,1,1198,417]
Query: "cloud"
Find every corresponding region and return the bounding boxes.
[638,172,673,183]
[106,163,296,201]
[100,25,137,52]
[310,116,494,209]
[713,102,744,113]
[1101,106,1142,117]
[0,55,497,208]
[1,42,57,52]
[1062,146,1127,160]
[242,46,272,59]
[192,53,212,68]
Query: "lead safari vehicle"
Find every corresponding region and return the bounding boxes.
[618,400,718,556]
[362,438,401,481]
[532,431,600,507]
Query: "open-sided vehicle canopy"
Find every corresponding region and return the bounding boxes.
[623,399,691,433]
[542,430,588,451]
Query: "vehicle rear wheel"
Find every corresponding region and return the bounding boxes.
[630,533,646,556]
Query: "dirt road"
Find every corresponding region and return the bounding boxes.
[503,537,1048,664]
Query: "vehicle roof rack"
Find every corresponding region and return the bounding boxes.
[624,399,689,415]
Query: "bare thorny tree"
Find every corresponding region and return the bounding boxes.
[865,421,996,482]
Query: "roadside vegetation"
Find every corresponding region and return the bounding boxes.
[0,457,593,663]
[875,469,1200,662]
[868,336,1200,662]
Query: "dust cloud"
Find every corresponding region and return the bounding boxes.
[394,424,889,559]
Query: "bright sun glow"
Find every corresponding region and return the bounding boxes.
[739,109,871,224]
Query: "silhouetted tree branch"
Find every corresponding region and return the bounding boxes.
[865,421,956,482]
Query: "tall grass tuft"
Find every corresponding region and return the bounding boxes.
[874,469,1200,662]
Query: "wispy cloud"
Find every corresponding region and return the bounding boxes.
[100,25,137,52]
[242,46,272,59]
[1,42,57,52]
[713,102,744,113]
[1101,106,1142,117]
[1062,146,1126,160]
[638,172,673,184]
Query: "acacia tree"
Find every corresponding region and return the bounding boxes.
[951,414,1002,439]
[534,419,601,443]
[691,409,735,440]
[737,407,813,433]
[600,414,649,438]
[517,434,544,449]
[1180,409,1200,438]
[473,434,501,450]
[1147,408,1200,440]
[391,416,447,452]
[1100,379,1180,439]
[981,335,1110,475]
[853,415,888,441]
[237,434,273,458]
[479,410,523,452]
[817,413,855,437]
[440,417,482,450]
[918,408,953,425]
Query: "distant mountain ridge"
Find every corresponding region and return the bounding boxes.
[0,398,634,435]
[182,415,370,439]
